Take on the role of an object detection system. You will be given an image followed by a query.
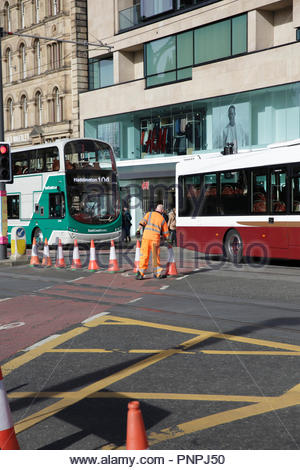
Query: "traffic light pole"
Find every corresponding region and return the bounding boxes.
[0,27,8,259]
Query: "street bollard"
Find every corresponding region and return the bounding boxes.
[10,226,27,262]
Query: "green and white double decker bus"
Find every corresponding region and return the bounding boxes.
[8,138,122,246]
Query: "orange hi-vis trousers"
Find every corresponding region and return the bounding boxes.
[139,239,163,278]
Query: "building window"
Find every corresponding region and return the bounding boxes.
[145,14,247,88]
[141,0,173,19]
[19,43,27,79]
[35,0,40,23]
[194,15,247,63]
[194,20,230,63]
[34,39,41,74]
[6,48,13,83]
[6,98,14,131]
[53,87,62,122]
[4,2,11,31]
[119,0,223,33]
[35,91,42,125]
[19,1,25,29]
[21,95,28,128]
[88,55,114,90]
[49,0,60,16]
[48,42,62,69]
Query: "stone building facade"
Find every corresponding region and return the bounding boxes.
[0,0,89,147]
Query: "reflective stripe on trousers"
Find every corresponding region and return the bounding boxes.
[138,239,163,277]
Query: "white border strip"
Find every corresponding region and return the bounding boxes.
[23,335,60,351]
[82,311,110,324]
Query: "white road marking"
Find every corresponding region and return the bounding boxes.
[0,297,12,302]
[0,322,25,330]
[82,311,110,324]
[23,335,60,351]
[160,285,169,290]
[67,277,85,282]
[176,275,189,280]
[128,297,143,303]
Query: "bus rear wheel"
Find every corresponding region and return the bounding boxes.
[33,227,44,249]
[224,229,243,264]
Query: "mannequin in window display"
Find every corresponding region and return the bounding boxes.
[223,105,248,153]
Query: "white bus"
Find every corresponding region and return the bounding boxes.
[176,140,300,262]
[8,138,121,246]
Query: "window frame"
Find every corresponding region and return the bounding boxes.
[88,55,114,91]
[7,195,20,219]
[145,13,247,89]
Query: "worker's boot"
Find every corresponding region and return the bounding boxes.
[136,271,144,280]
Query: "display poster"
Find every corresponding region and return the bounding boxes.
[212,102,250,152]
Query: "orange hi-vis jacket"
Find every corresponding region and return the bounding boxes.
[139,211,170,242]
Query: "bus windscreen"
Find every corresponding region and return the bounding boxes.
[64,139,116,171]
[66,170,120,225]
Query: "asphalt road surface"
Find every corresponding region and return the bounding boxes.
[1,246,300,450]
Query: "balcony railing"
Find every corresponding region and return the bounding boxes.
[119,4,142,32]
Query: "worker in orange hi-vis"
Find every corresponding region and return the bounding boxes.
[135,203,171,280]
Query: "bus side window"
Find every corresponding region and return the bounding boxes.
[252,172,267,213]
[7,195,20,219]
[271,169,287,213]
[42,148,59,172]
[52,158,60,171]
[220,170,248,215]
[13,151,29,175]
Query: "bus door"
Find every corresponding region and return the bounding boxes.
[288,167,300,253]
[251,168,288,253]
[49,192,65,219]
[269,168,288,250]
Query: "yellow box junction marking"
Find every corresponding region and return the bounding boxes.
[3,313,300,446]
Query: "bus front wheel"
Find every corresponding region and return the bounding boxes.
[33,227,44,249]
[224,229,243,264]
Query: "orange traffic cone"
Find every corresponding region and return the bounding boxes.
[165,245,178,276]
[107,240,120,273]
[126,401,148,450]
[0,367,20,450]
[29,238,40,266]
[133,240,140,273]
[55,239,66,268]
[88,240,100,271]
[42,238,52,267]
[71,239,82,270]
